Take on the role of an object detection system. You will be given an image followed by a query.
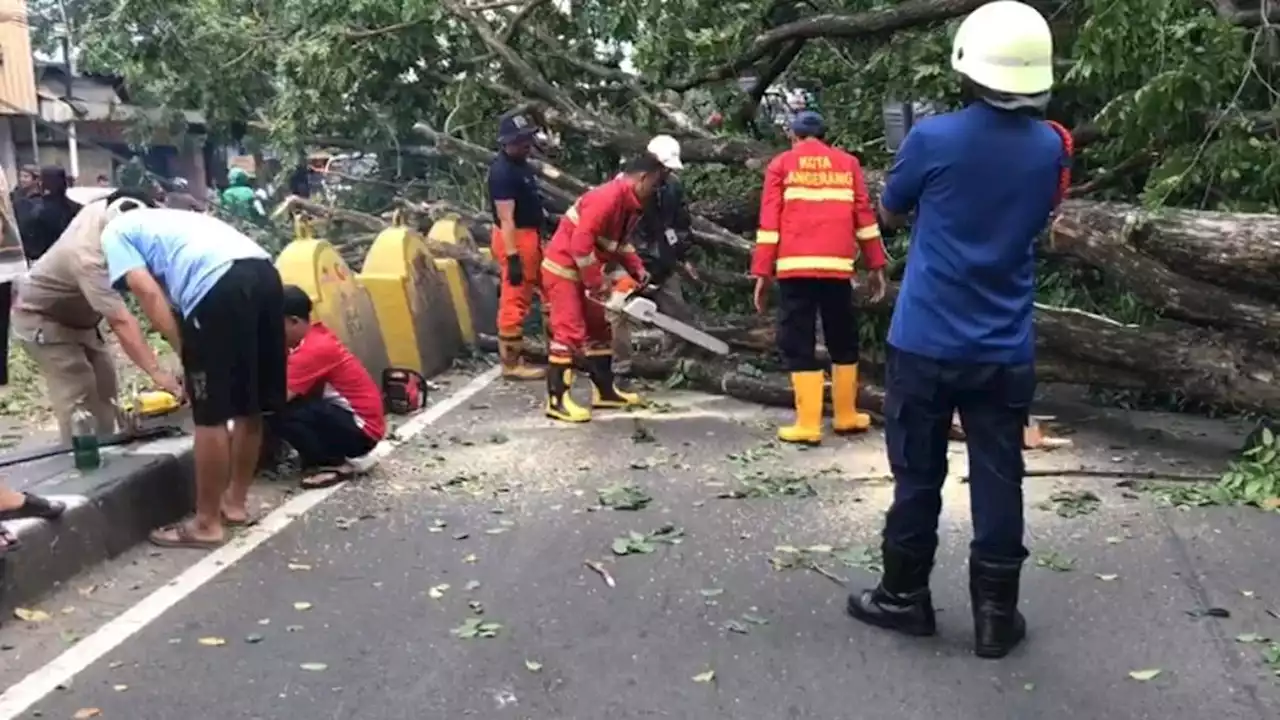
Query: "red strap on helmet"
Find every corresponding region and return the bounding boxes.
[1044,120,1073,208]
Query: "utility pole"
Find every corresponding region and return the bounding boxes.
[56,0,79,181]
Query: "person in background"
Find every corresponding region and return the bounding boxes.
[220,168,266,224]
[611,135,696,385]
[0,169,65,557]
[488,112,548,381]
[846,0,1068,660]
[101,208,285,549]
[165,178,205,212]
[750,111,887,446]
[13,166,41,258]
[24,166,83,262]
[269,286,385,489]
[12,191,179,442]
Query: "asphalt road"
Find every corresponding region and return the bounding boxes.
[3,373,1279,720]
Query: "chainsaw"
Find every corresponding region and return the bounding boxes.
[599,277,729,355]
[0,390,187,470]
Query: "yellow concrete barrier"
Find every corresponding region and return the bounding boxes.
[360,219,465,377]
[427,216,499,339]
[276,227,391,382]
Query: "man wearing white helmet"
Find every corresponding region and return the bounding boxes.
[12,191,180,443]
[847,1,1071,660]
[610,135,696,381]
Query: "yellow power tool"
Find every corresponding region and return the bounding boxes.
[118,390,185,436]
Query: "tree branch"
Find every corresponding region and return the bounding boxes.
[670,0,990,91]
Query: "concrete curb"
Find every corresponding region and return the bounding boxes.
[0,439,195,617]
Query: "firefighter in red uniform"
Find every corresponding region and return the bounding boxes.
[541,154,667,422]
[752,111,888,445]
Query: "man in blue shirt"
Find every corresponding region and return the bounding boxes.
[101,208,286,549]
[487,112,547,380]
[846,1,1069,660]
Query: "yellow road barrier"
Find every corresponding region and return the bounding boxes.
[360,218,465,377]
[276,232,391,383]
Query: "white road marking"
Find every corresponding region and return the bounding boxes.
[0,365,502,719]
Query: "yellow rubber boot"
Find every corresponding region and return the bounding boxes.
[587,354,644,409]
[499,337,545,380]
[832,363,872,434]
[778,370,825,445]
[546,366,591,423]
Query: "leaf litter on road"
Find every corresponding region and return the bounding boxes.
[1036,489,1101,518]
[611,524,685,556]
[197,637,227,647]
[12,607,50,623]
[300,662,328,672]
[293,601,313,611]
[73,709,102,719]
[1034,551,1076,572]
[598,483,652,510]
[452,617,502,639]
[718,470,817,499]
[584,560,616,587]
[525,659,543,672]
[1128,668,1162,681]
[692,669,716,683]
[769,544,882,585]
[429,584,451,600]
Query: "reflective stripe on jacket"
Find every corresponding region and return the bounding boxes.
[544,176,647,287]
[750,138,887,280]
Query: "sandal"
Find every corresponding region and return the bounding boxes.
[221,511,258,528]
[0,493,66,522]
[149,523,225,550]
[0,526,20,554]
[299,470,346,490]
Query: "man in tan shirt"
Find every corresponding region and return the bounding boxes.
[11,190,182,442]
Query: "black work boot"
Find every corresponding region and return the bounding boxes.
[587,355,642,409]
[846,543,936,637]
[970,557,1027,659]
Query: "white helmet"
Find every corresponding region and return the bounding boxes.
[951,1,1054,96]
[646,135,683,171]
[105,196,147,225]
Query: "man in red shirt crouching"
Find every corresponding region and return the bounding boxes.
[269,285,386,489]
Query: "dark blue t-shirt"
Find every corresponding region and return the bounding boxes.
[883,103,1066,364]
[487,153,544,229]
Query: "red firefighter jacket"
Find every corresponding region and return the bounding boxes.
[750,138,887,280]
[543,175,647,289]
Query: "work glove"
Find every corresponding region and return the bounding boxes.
[505,254,524,287]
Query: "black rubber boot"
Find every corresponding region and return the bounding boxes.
[970,557,1027,659]
[587,355,641,408]
[846,543,936,637]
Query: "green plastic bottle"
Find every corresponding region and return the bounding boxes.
[71,404,101,471]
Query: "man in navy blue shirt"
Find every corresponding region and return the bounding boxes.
[847,0,1069,660]
[488,112,547,380]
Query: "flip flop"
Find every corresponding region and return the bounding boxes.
[0,526,20,554]
[0,493,66,522]
[221,512,259,528]
[299,470,346,490]
[149,523,225,550]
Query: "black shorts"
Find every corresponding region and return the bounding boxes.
[180,258,286,426]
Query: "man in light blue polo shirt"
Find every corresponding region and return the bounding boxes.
[101,208,286,550]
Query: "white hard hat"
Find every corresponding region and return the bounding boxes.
[951,1,1054,96]
[646,135,683,170]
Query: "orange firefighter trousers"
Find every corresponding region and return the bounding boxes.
[490,228,543,339]
[542,272,612,363]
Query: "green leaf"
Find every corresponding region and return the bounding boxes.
[1128,668,1162,681]
[691,669,716,683]
[1235,633,1267,643]
[524,659,543,672]
[611,537,633,555]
